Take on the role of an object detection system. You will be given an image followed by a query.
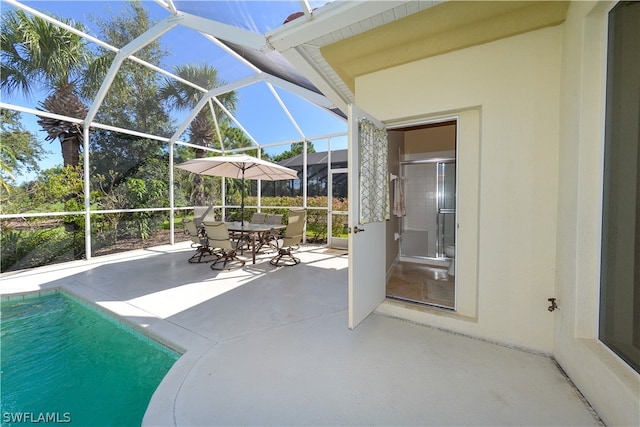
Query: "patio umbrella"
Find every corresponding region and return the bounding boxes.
[176,154,298,225]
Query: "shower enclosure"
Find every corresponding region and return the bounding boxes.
[400,160,456,261]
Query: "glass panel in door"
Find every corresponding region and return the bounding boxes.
[329,170,348,249]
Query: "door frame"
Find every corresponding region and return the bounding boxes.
[386,109,481,320]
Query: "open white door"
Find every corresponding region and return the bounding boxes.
[348,104,388,329]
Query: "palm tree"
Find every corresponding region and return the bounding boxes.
[160,63,238,205]
[1,9,91,167]
[160,63,237,155]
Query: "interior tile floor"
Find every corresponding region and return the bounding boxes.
[0,242,602,426]
[387,260,455,308]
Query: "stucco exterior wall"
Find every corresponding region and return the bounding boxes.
[359,26,562,353]
[356,2,639,425]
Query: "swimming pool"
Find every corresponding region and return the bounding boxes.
[0,292,179,426]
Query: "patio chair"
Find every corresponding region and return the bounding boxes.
[265,214,283,225]
[228,212,265,253]
[269,209,306,267]
[202,221,245,270]
[184,219,215,263]
[251,212,266,224]
[255,213,284,252]
[193,205,216,228]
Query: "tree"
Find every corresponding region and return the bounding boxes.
[0,109,44,191]
[1,10,91,167]
[86,1,170,220]
[160,63,238,205]
[217,125,257,153]
[84,1,174,241]
[160,63,237,156]
[88,1,170,134]
[271,141,315,162]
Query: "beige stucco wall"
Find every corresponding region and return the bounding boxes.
[359,25,562,353]
[357,2,639,425]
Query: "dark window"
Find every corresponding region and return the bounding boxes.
[600,1,640,374]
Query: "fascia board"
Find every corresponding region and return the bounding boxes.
[266,0,407,51]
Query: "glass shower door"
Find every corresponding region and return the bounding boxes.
[437,162,456,258]
[400,163,436,258]
[400,160,455,260]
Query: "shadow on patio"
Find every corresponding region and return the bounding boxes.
[0,243,601,426]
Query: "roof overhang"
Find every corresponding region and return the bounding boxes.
[267,1,445,110]
[268,0,570,105]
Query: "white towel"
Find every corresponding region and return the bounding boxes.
[393,178,405,218]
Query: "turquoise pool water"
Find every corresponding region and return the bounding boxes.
[0,292,179,426]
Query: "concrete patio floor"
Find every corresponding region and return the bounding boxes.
[1,242,603,426]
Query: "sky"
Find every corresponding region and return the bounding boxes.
[3,0,348,183]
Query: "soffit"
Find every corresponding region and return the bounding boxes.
[320,0,570,93]
[268,1,443,110]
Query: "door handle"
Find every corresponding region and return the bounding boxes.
[352,226,365,234]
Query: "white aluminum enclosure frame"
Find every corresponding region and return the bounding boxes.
[1,0,353,258]
[2,0,432,259]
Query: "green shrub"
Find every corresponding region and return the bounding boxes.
[1,225,75,272]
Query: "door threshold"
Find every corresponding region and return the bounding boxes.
[386,295,455,311]
[399,256,449,268]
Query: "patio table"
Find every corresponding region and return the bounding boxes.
[225,222,285,264]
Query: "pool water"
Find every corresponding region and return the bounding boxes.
[0,292,179,426]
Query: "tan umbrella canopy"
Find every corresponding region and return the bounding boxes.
[176,154,298,224]
[177,154,298,180]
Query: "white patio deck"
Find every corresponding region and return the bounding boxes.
[1,242,603,426]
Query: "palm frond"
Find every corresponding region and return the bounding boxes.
[1,10,90,97]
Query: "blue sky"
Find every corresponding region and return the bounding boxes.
[4,1,347,182]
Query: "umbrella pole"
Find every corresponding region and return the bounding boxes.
[241,168,245,226]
